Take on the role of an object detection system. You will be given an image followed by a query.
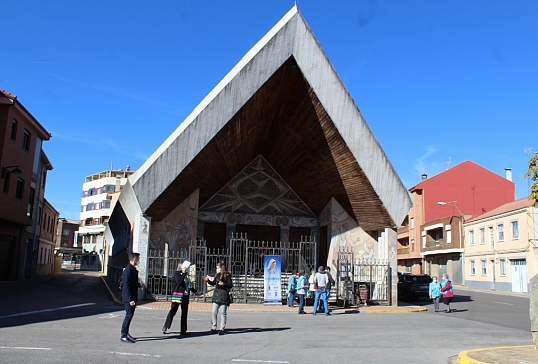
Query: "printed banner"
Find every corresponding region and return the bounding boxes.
[263,255,282,305]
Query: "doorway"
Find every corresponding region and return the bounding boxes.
[511,259,528,293]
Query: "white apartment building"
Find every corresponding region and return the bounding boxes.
[464,198,538,293]
[78,167,135,270]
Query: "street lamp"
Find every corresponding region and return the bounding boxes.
[437,201,464,219]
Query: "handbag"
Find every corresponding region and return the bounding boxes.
[171,291,183,303]
[213,288,229,305]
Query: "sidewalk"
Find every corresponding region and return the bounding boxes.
[100,275,534,363]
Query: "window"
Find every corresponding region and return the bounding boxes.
[469,229,475,245]
[101,200,110,209]
[446,225,452,245]
[479,228,485,244]
[22,129,31,151]
[410,217,415,229]
[499,259,506,276]
[497,223,504,241]
[470,260,476,275]
[86,203,94,211]
[2,170,10,193]
[63,229,70,236]
[511,220,519,239]
[11,119,18,140]
[15,178,24,199]
[481,260,487,275]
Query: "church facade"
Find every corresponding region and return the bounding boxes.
[104,7,411,304]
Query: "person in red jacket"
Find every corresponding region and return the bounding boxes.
[440,273,454,313]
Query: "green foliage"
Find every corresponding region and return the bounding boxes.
[523,154,538,207]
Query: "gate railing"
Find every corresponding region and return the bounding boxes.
[146,234,316,303]
[336,248,391,306]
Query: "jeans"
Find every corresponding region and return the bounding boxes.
[212,303,228,330]
[121,303,136,338]
[297,294,305,313]
[288,291,296,306]
[313,288,328,314]
[433,296,440,311]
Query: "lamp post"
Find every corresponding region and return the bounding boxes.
[437,201,465,244]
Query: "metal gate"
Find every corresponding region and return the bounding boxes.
[146,234,316,303]
[336,248,391,306]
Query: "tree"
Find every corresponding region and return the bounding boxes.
[523,153,538,207]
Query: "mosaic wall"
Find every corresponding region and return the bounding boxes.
[324,198,381,269]
[149,189,199,251]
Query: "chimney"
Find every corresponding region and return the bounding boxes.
[505,168,512,182]
[421,174,427,180]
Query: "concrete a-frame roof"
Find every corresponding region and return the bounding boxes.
[129,6,411,231]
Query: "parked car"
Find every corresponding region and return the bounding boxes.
[397,273,432,300]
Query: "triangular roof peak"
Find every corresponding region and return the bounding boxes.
[411,160,506,191]
[130,8,411,230]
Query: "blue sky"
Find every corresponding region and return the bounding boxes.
[2,1,537,220]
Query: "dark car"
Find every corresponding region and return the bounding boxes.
[397,273,432,300]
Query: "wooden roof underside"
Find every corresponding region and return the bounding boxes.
[144,57,394,231]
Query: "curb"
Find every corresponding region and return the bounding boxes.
[99,275,123,307]
[456,344,535,364]
[364,307,428,313]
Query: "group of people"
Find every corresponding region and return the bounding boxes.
[287,265,335,315]
[428,273,454,313]
[120,254,233,343]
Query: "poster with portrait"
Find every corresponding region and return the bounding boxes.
[263,255,282,305]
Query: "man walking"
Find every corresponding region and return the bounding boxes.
[121,252,140,343]
[312,266,330,316]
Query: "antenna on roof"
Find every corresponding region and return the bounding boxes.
[446,157,452,169]
[525,147,534,193]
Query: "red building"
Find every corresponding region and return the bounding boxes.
[398,161,514,284]
[0,89,53,280]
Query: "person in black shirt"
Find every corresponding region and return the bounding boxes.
[120,252,140,343]
[162,260,197,335]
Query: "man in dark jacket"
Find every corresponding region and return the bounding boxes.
[121,252,140,343]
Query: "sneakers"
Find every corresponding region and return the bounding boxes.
[325,312,331,316]
[120,337,134,344]
[219,330,225,335]
[162,327,168,334]
[210,329,218,334]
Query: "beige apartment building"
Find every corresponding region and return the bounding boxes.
[464,198,538,293]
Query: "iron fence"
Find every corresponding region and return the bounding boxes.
[336,248,391,306]
[146,234,316,303]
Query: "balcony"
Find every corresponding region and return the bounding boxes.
[425,239,444,248]
[397,225,409,234]
[397,247,410,254]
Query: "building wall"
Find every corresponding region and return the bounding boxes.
[36,200,58,276]
[0,105,40,225]
[397,189,424,274]
[464,206,536,292]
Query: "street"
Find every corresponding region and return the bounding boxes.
[401,286,531,331]
[0,272,532,364]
